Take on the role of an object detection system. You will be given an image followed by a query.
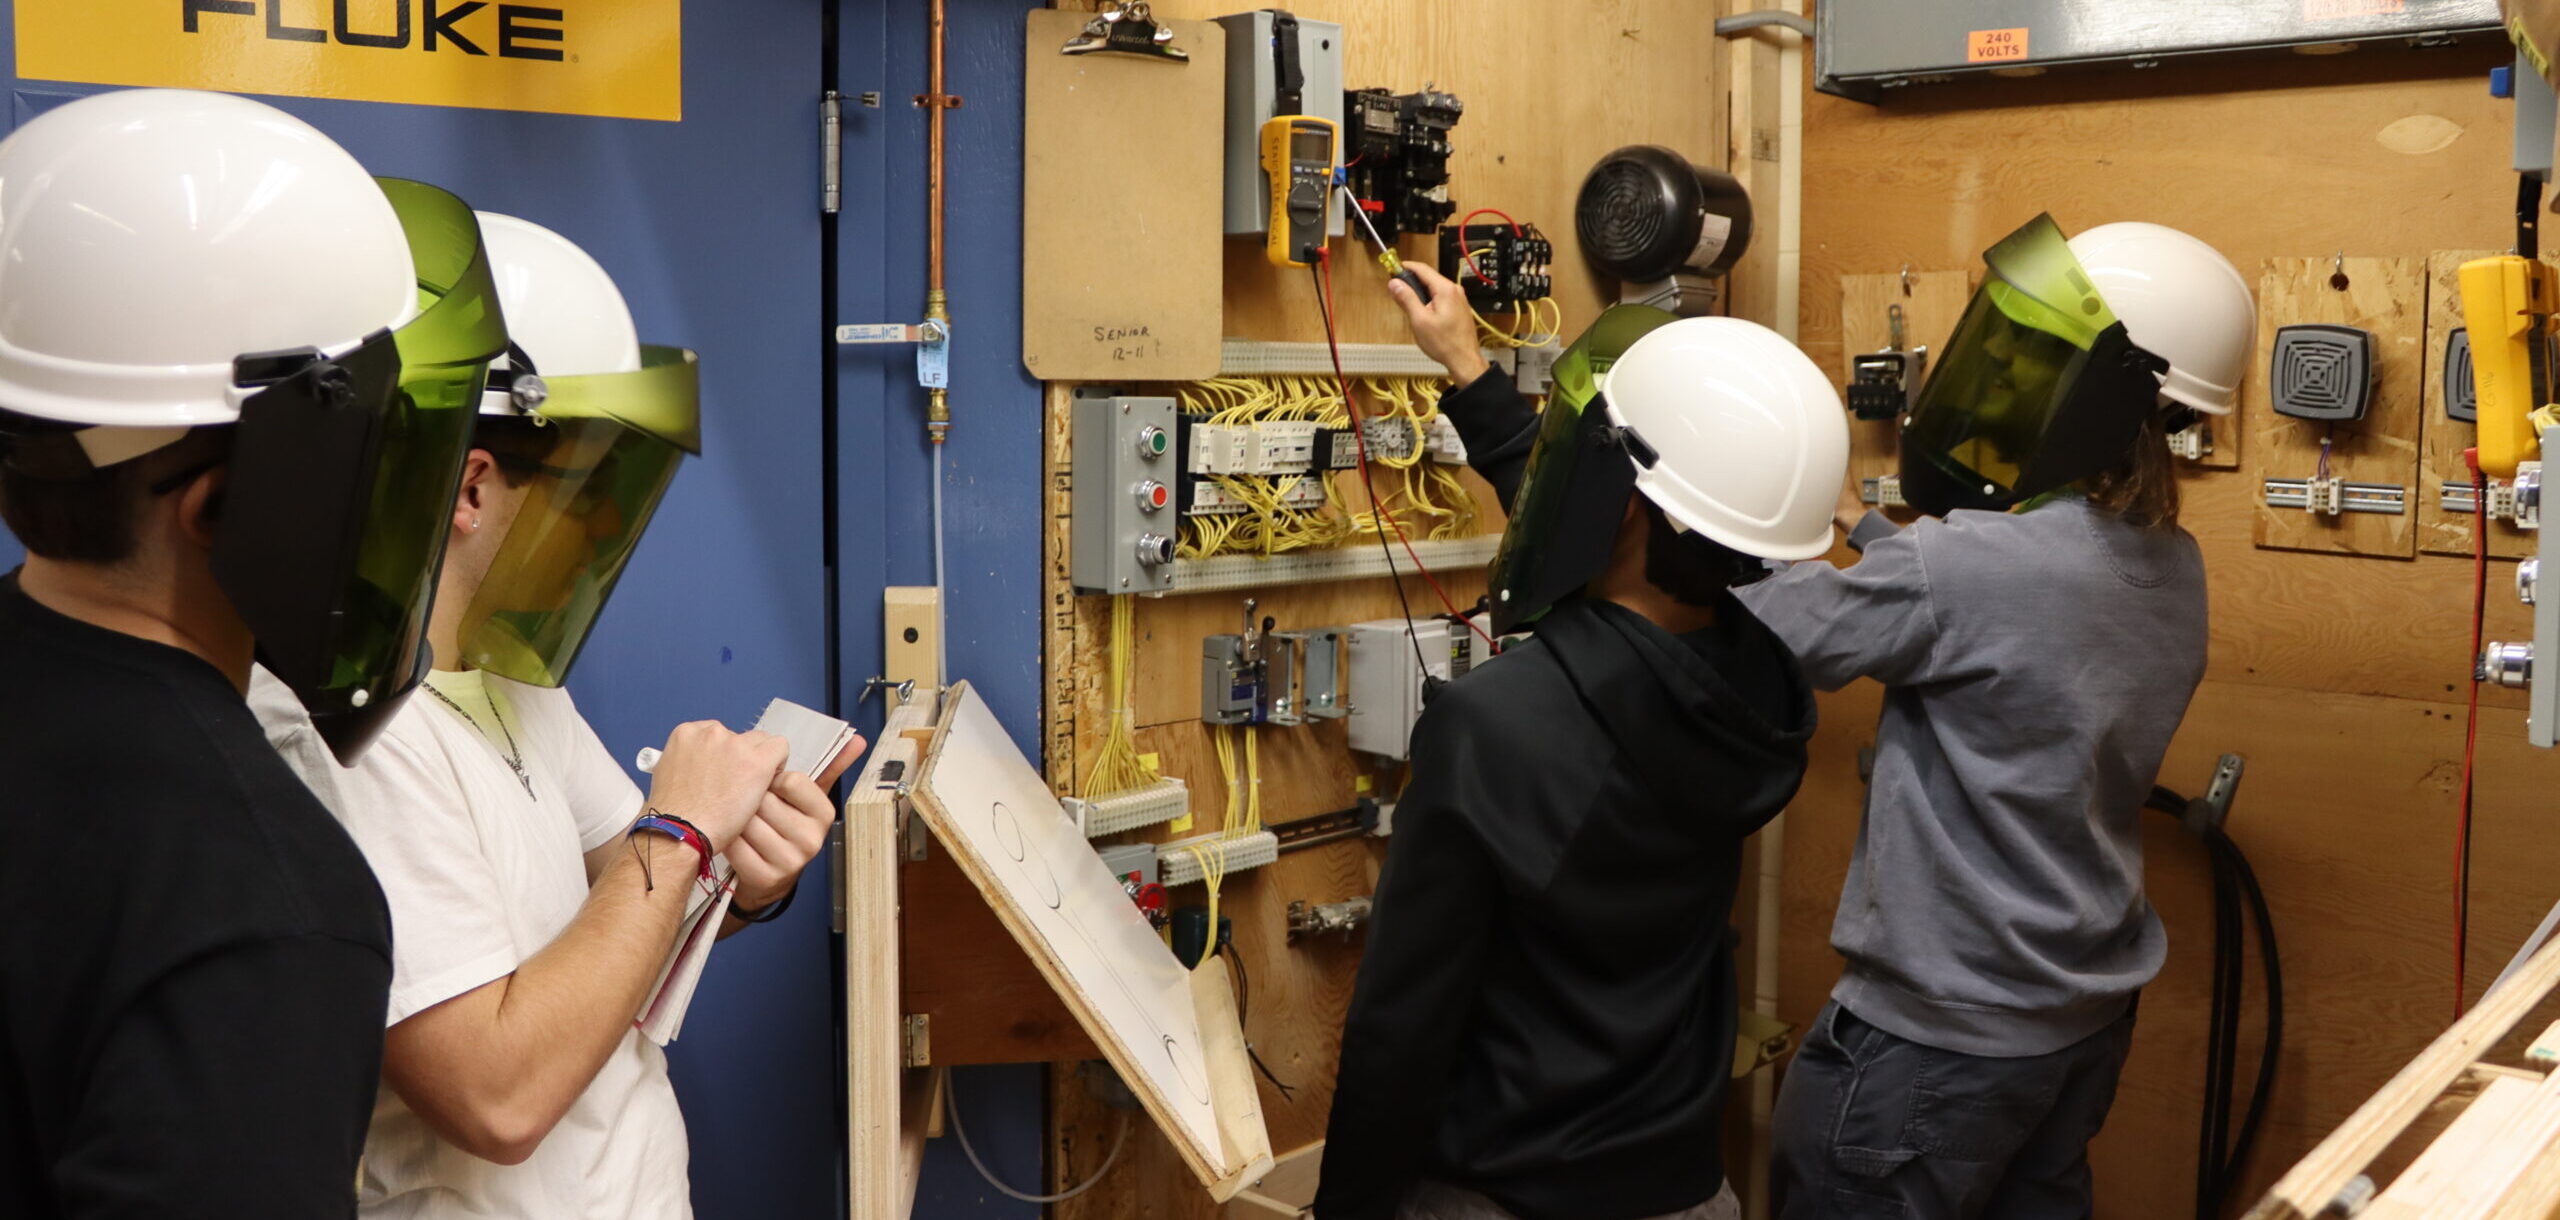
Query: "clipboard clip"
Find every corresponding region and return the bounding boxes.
[1063,2,1188,61]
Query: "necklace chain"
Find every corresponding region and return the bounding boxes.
[424,681,538,802]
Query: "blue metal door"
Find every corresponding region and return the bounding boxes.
[0,6,843,1216]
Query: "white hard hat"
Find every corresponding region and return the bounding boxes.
[1602,316,1850,562]
[477,213,642,383]
[0,89,417,430]
[2067,221,2255,416]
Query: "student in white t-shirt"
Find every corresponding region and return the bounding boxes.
[253,212,861,1219]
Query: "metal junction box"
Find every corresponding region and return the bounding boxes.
[1815,0,2500,102]
[1071,391,1180,594]
[1215,9,1345,237]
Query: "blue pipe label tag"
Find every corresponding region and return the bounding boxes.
[918,322,951,389]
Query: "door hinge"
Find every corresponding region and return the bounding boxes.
[820,90,843,215]
[902,1014,932,1067]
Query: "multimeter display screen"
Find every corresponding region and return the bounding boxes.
[1292,129,1331,164]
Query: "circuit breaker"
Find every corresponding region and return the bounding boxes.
[1342,86,1461,236]
[1071,391,1181,594]
[1345,616,1482,760]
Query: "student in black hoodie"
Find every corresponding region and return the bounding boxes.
[1317,268,1852,1220]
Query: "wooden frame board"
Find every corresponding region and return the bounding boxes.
[2419,250,2539,561]
[907,680,1272,1198]
[846,701,933,1220]
[1021,11,1226,380]
[2245,256,2426,559]
[2248,931,2560,1219]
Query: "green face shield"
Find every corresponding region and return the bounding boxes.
[457,345,701,686]
[1486,304,1678,634]
[1897,213,2170,517]
[213,179,508,763]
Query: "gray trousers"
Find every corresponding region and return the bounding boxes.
[1770,1001,2137,1220]
[1398,1179,1741,1220]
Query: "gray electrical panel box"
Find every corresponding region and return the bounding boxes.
[1071,391,1181,594]
[1815,0,2499,102]
[1215,9,1345,238]
[1345,617,1481,760]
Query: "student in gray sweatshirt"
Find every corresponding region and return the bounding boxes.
[1739,215,2256,1219]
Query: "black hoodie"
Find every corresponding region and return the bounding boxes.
[1315,590,1815,1220]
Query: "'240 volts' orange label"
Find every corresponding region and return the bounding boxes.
[1966,27,2029,64]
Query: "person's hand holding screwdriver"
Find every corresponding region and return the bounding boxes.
[1386,263,1488,390]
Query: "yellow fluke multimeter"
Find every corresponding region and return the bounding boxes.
[2460,254,2555,479]
[1260,115,1337,268]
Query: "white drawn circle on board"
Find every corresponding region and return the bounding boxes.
[1165,1034,1211,1104]
[991,801,1027,861]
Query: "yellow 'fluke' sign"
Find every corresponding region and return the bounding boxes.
[16,1,682,122]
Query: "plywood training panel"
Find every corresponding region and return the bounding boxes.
[1794,44,2526,1217]
[1837,269,1970,500]
[2245,256,2426,559]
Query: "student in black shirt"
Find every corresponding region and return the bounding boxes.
[0,90,512,1216]
[1317,267,1853,1220]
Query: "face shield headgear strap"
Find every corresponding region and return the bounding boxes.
[1486,304,1678,634]
[455,345,700,687]
[215,179,509,764]
[1896,213,2172,518]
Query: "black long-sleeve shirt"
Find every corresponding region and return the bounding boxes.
[0,573,392,1218]
[1315,578,1815,1220]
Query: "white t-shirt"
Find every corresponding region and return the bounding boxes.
[251,667,691,1220]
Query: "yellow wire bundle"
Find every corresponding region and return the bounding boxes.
[1078,595,1157,798]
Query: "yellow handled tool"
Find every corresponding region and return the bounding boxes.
[2460,254,2556,478]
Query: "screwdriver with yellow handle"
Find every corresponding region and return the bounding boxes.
[1338,182,1433,304]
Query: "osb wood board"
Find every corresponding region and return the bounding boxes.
[2419,249,2539,561]
[2244,256,2426,559]
[1837,270,1973,501]
[1775,678,2512,1217]
[1121,0,1726,350]
[910,683,1266,1192]
[1021,11,1226,380]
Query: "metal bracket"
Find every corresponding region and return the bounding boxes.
[1063,1,1190,60]
[2186,753,2245,836]
[913,92,966,110]
[2262,478,2406,516]
[835,320,952,391]
[820,92,842,216]
[901,1014,932,1067]
[858,676,920,706]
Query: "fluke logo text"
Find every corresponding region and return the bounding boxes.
[181,1,567,61]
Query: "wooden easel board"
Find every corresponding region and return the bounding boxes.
[908,681,1271,1197]
[2244,256,2425,559]
[1021,11,1224,381]
[2419,250,2540,561]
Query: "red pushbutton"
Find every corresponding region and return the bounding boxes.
[1138,480,1170,512]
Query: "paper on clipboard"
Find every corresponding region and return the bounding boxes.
[635,698,856,1045]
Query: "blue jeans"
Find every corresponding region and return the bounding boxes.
[1770,1001,2137,1220]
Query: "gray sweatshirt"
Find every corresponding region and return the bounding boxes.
[1737,500,2206,1056]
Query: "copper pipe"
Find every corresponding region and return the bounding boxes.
[926,0,947,294]
[923,0,951,443]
